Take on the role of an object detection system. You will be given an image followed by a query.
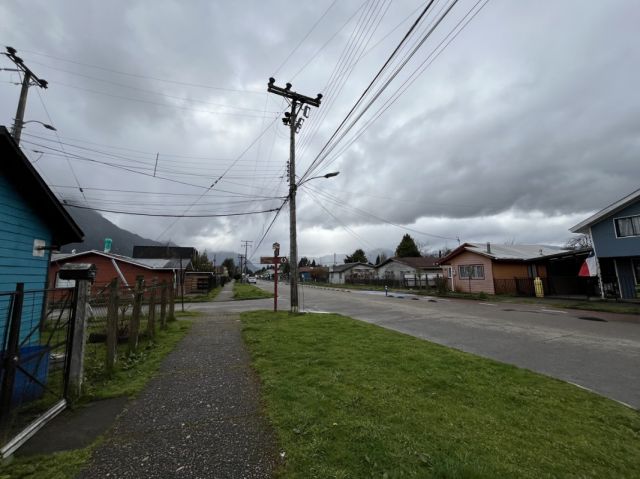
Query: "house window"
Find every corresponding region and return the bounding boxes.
[614,215,640,238]
[459,264,484,279]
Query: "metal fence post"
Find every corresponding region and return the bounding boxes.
[66,279,91,398]
[0,283,24,439]
[167,281,175,322]
[106,278,119,375]
[159,280,167,330]
[128,276,144,356]
[147,278,157,339]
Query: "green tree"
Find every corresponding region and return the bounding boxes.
[395,234,421,257]
[299,257,310,267]
[344,248,368,264]
[191,250,213,272]
[221,258,236,278]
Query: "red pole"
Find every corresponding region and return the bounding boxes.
[273,258,278,312]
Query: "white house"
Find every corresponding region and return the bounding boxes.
[376,256,441,286]
[328,262,375,284]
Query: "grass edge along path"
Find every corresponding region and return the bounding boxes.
[233,282,274,301]
[0,315,195,478]
[241,311,640,478]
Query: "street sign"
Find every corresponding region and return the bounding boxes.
[260,256,288,264]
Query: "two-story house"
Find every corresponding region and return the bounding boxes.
[570,188,640,299]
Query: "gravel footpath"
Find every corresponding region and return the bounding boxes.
[77,313,277,479]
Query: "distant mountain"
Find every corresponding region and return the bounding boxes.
[60,207,171,256]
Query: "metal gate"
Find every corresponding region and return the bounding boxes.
[0,283,78,458]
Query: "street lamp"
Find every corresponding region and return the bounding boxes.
[288,171,340,313]
[12,120,56,145]
[21,120,56,131]
[298,172,340,186]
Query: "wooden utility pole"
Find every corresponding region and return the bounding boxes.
[267,78,322,312]
[3,47,48,145]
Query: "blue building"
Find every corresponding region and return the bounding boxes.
[0,126,83,342]
[571,188,640,299]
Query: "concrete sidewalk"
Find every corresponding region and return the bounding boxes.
[76,313,277,478]
[213,280,235,302]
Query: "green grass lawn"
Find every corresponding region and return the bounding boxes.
[233,282,274,300]
[241,311,640,478]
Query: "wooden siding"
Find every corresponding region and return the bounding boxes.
[590,200,640,258]
[49,254,176,294]
[445,251,495,294]
[0,174,52,344]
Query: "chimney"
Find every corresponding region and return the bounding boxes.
[486,242,491,254]
[104,238,112,253]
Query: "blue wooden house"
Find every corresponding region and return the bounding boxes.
[571,188,640,299]
[0,126,83,343]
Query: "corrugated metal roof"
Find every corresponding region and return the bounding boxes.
[51,250,189,270]
[465,243,568,260]
[330,262,373,273]
[439,243,570,264]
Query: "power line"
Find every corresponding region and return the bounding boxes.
[34,87,88,203]
[303,183,459,241]
[300,0,439,182]
[27,59,277,113]
[273,0,339,78]
[316,0,490,174]
[64,202,281,218]
[50,81,280,119]
[20,49,263,93]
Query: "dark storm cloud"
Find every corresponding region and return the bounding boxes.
[1,0,638,257]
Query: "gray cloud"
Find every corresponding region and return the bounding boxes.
[1,0,638,259]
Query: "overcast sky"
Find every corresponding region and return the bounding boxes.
[1,0,638,261]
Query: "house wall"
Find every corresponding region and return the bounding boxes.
[492,263,547,279]
[376,261,415,279]
[49,255,175,294]
[445,251,495,294]
[590,201,640,258]
[0,174,53,344]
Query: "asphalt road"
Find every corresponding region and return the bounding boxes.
[189,281,640,409]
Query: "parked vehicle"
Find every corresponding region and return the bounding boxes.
[248,276,257,284]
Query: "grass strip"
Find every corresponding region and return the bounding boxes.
[233,283,273,300]
[0,315,195,478]
[0,443,95,479]
[182,286,223,303]
[241,311,640,478]
[83,316,193,400]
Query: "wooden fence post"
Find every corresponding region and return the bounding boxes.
[159,280,168,330]
[168,281,175,322]
[129,276,144,355]
[68,279,91,398]
[106,278,119,375]
[147,278,157,339]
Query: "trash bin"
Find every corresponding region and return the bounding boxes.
[11,345,50,405]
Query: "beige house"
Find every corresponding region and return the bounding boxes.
[439,243,570,295]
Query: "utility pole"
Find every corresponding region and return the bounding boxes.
[237,254,244,279]
[3,47,48,145]
[241,240,252,277]
[267,78,322,312]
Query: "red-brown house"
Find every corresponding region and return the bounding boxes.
[49,250,191,292]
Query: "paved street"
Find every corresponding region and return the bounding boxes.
[190,281,640,409]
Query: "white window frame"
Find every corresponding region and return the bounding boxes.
[459,264,485,280]
[613,214,640,238]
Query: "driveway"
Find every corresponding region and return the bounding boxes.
[189,281,640,409]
